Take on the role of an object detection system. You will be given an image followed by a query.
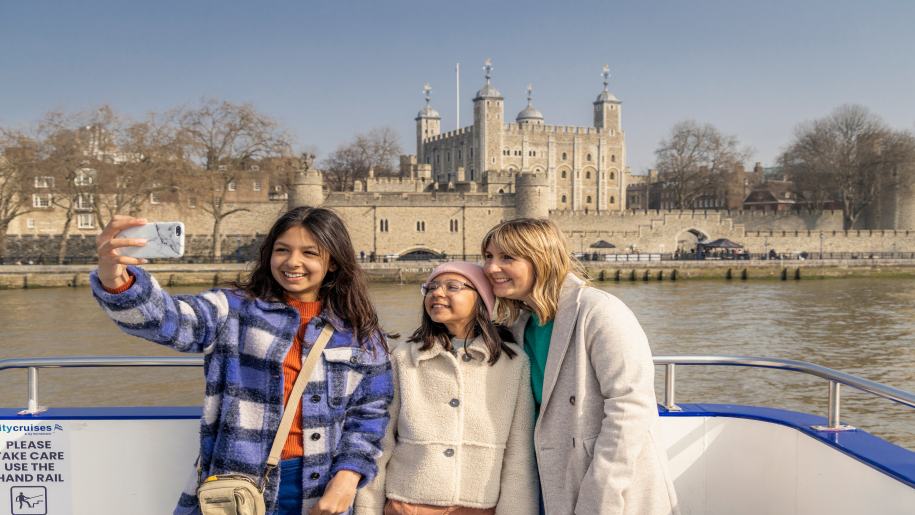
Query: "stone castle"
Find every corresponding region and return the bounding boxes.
[8,61,915,260]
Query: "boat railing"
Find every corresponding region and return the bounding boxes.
[2,355,914,432]
[655,355,915,431]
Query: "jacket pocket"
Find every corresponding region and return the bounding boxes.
[322,348,367,408]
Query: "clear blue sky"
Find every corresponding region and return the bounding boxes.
[2,0,914,173]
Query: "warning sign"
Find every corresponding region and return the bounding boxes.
[10,485,46,514]
[0,422,70,514]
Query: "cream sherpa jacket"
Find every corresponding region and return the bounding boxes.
[354,337,539,515]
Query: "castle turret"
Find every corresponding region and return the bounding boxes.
[289,156,324,209]
[516,171,551,219]
[593,65,621,132]
[473,58,504,180]
[516,84,544,127]
[416,82,441,165]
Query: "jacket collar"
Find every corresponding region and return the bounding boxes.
[409,336,488,366]
[252,296,348,333]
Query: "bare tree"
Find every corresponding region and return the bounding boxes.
[780,105,915,229]
[0,131,40,262]
[93,112,181,226]
[322,127,402,191]
[175,99,291,258]
[35,111,97,264]
[654,121,751,208]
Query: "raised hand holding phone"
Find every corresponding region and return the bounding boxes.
[96,216,150,290]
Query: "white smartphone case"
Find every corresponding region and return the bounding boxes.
[117,222,186,259]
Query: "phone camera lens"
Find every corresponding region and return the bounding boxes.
[176,225,182,236]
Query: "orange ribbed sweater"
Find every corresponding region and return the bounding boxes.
[281,298,322,459]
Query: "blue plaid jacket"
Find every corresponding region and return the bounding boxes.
[90,266,394,515]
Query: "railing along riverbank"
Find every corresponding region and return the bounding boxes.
[3,258,915,289]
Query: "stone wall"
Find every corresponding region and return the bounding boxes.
[2,233,264,264]
[7,198,915,264]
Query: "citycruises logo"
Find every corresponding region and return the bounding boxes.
[0,424,64,436]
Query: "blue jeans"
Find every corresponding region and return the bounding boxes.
[277,457,303,514]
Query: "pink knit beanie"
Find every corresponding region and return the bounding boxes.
[426,262,496,318]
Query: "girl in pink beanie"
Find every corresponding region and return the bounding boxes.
[355,262,538,515]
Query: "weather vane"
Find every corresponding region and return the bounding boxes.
[423,82,432,105]
[602,64,611,91]
[483,58,493,83]
[526,83,533,105]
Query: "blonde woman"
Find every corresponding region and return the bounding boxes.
[481,218,679,515]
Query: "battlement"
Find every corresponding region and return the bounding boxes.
[745,229,914,238]
[425,127,474,143]
[500,124,619,138]
[324,191,515,208]
[516,172,551,187]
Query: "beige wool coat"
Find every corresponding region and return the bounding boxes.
[354,337,539,515]
[513,274,679,515]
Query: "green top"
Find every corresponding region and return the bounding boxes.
[523,312,554,413]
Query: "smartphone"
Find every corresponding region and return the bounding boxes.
[117,222,186,259]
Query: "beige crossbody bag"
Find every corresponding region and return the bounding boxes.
[197,324,334,515]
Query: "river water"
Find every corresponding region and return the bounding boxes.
[1,278,913,449]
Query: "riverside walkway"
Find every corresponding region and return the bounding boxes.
[2,258,915,289]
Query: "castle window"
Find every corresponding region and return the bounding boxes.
[561,194,567,203]
[611,154,616,163]
[75,169,95,186]
[253,180,262,192]
[450,219,459,232]
[610,196,615,204]
[77,213,95,229]
[561,170,567,179]
[34,176,54,188]
[586,171,591,179]
[447,152,451,162]
[586,196,592,203]
[457,150,462,160]
[416,221,426,232]
[586,153,592,161]
[32,194,51,208]
[380,219,389,232]
[227,181,236,192]
[76,193,94,210]
[189,197,197,209]
[561,152,567,161]
[610,172,615,180]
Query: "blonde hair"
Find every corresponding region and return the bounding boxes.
[481,218,582,325]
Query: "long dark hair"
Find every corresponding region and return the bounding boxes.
[235,206,388,351]
[407,296,516,366]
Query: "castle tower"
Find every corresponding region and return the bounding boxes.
[593,65,622,131]
[415,82,441,165]
[516,170,551,219]
[288,155,324,209]
[473,58,504,179]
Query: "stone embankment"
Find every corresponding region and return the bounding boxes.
[2,260,915,290]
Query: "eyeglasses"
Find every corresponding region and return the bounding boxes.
[420,280,476,297]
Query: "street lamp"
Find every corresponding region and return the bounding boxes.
[764,237,769,260]
[819,232,824,259]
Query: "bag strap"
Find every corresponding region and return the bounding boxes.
[266,323,334,469]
